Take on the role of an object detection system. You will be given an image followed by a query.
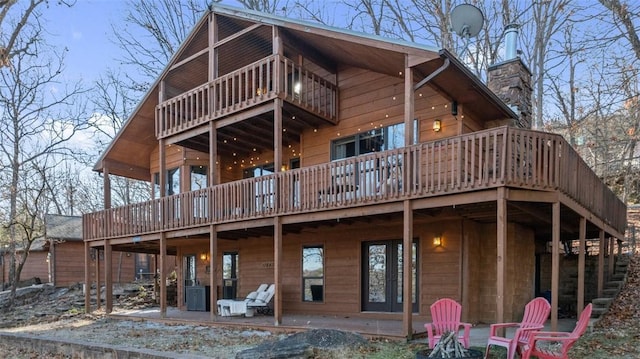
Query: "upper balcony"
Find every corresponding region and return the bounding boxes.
[155,54,338,139]
[84,127,626,241]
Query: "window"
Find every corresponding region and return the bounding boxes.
[331,122,416,161]
[190,166,207,191]
[302,246,324,302]
[153,167,181,197]
[244,163,275,211]
[222,252,238,299]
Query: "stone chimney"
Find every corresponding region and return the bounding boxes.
[487,24,532,129]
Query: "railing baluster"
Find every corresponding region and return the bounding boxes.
[84,127,625,241]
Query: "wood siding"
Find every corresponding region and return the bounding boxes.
[9,251,49,284]
[170,219,463,318]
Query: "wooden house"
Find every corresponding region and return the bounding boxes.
[83,5,626,338]
[46,214,167,287]
[0,237,49,289]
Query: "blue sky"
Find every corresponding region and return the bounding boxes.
[44,0,131,83]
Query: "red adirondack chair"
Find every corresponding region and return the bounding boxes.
[485,297,551,359]
[523,303,593,359]
[424,298,472,349]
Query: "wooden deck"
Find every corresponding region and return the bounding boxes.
[84,126,626,241]
[156,54,338,139]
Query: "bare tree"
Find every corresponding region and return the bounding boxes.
[113,0,211,94]
[86,70,150,209]
[519,0,574,129]
[0,23,87,304]
[599,0,640,61]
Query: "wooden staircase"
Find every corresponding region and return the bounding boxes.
[590,255,630,319]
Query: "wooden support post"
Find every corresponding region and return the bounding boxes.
[159,139,166,198]
[608,236,615,278]
[103,166,111,210]
[210,225,218,320]
[598,230,604,297]
[209,122,218,186]
[95,249,101,309]
[402,200,413,339]
[175,251,183,309]
[160,233,167,317]
[274,216,282,326]
[105,242,113,313]
[577,217,586,317]
[551,201,560,331]
[274,98,282,174]
[84,241,91,313]
[404,59,414,147]
[496,188,507,325]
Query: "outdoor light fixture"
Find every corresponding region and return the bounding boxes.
[433,119,442,132]
[200,252,210,261]
[433,235,442,247]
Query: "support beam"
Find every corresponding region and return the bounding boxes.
[577,217,586,317]
[95,249,101,310]
[209,122,218,186]
[598,230,605,297]
[159,139,166,197]
[273,216,282,326]
[209,225,218,320]
[551,202,560,331]
[103,166,111,210]
[608,236,615,277]
[274,98,282,175]
[496,188,507,324]
[404,58,414,147]
[84,241,90,313]
[105,243,113,313]
[402,200,413,339]
[160,233,167,317]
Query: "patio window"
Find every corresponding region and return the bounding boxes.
[302,246,324,302]
[330,122,416,161]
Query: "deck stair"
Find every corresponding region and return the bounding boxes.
[590,255,630,320]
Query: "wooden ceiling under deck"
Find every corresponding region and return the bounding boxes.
[176,102,334,159]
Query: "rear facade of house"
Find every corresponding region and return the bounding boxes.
[82,5,626,338]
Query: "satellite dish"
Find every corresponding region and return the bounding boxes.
[450,4,484,39]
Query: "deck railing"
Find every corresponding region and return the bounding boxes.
[156,55,338,138]
[84,127,626,240]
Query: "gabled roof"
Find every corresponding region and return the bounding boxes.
[94,4,516,180]
[45,214,82,241]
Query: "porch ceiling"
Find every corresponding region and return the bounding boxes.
[176,103,330,159]
[447,201,604,241]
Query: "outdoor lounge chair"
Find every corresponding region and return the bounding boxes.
[424,298,472,349]
[485,297,551,359]
[216,283,268,316]
[245,284,275,317]
[523,303,593,359]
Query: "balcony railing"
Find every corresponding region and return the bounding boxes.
[156,54,338,138]
[84,127,626,241]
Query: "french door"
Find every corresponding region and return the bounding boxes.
[362,240,418,312]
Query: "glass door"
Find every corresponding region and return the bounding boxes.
[362,240,417,312]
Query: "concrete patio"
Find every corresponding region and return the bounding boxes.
[109,306,580,346]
